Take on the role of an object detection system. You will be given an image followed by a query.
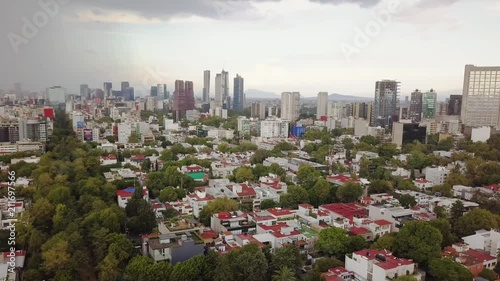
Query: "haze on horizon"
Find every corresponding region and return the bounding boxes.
[1,0,499,98]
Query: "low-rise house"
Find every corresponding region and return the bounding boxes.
[463,230,500,257]
[100,155,118,165]
[413,179,434,191]
[345,249,418,281]
[259,174,287,194]
[143,232,204,264]
[211,211,255,235]
[0,250,26,281]
[368,204,414,232]
[443,243,497,276]
[116,186,149,208]
[424,166,450,186]
[321,267,364,281]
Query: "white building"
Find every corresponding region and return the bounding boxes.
[345,249,417,281]
[281,92,300,121]
[471,126,491,143]
[424,166,450,186]
[317,92,329,119]
[47,86,66,104]
[71,111,85,131]
[260,118,289,138]
[118,123,133,144]
[164,119,180,131]
[463,230,500,257]
[354,119,369,136]
[186,110,201,121]
[461,65,500,129]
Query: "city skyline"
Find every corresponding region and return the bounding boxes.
[1,0,499,97]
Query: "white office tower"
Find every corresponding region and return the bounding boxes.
[118,123,132,144]
[461,65,500,128]
[72,112,84,131]
[327,101,344,120]
[215,70,229,108]
[281,92,300,121]
[260,118,290,138]
[47,86,66,104]
[203,70,210,104]
[65,100,74,114]
[317,92,329,119]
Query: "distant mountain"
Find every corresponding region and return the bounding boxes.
[245,89,280,99]
[302,93,372,102]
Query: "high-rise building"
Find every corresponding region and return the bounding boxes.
[233,74,244,110]
[281,92,300,121]
[103,82,112,97]
[448,95,462,116]
[461,65,500,128]
[121,82,130,92]
[18,118,48,143]
[409,89,423,122]
[317,92,329,119]
[422,89,437,120]
[392,122,427,147]
[203,70,210,104]
[123,87,135,101]
[150,86,158,97]
[80,84,89,99]
[157,84,167,100]
[173,80,195,121]
[251,102,266,119]
[214,70,229,108]
[47,86,66,105]
[374,80,400,128]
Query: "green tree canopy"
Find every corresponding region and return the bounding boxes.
[429,258,473,281]
[393,221,442,268]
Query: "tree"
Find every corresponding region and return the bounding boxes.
[429,258,473,281]
[124,256,154,281]
[141,158,151,172]
[399,194,417,208]
[393,221,442,268]
[479,268,498,281]
[271,246,302,276]
[199,198,239,226]
[159,187,179,202]
[316,227,349,258]
[454,208,498,237]
[274,142,295,151]
[41,236,71,274]
[128,132,141,143]
[371,233,397,251]
[450,200,465,228]
[368,180,393,194]
[310,178,333,206]
[280,185,309,209]
[396,180,418,191]
[233,243,268,281]
[297,165,321,189]
[392,276,418,281]
[336,183,363,203]
[313,258,344,273]
[429,219,457,247]
[260,199,277,210]
[253,164,270,180]
[234,167,254,183]
[251,149,273,164]
[272,267,296,281]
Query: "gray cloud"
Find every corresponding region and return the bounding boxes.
[308,0,381,8]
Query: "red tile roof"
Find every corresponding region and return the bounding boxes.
[320,203,367,221]
[374,220,392,226]
[349,226,370,235]
[354,249,414,270]
[267,208,295,217]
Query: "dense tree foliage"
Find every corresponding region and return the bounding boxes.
[393,221,442,268]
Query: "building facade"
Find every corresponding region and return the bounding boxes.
[281,92,300,121]
[410,89,423,122]
[374,80,400,128]
[461,65,500,128]
[173,80,195,121]
[203,70,210,104]
[233,74,244,110]
[422,89,437,120]
[317,92,329,119]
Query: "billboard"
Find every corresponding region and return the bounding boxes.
[291,125,306,139]
[83,129,93,142]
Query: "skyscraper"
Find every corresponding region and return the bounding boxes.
[215,70,229,108]
[422,89,437,120]
[317,92,329,119]
[203,70,210,104]
[374,80,400,128]
[173,80,195,121]
[47,86,66,105]
[233,74,244,110]
[121,81,129,92]
[80,84,89,99]
[157,84,167,100]
[409,89,423,122]
[461,65,500,128]
[281,92,300,121]
[150,86,158,97]
[123,87,135,101]
[447,95,462,116]
[103,82,112,97]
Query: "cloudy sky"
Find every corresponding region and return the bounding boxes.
[1,0,499,98]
